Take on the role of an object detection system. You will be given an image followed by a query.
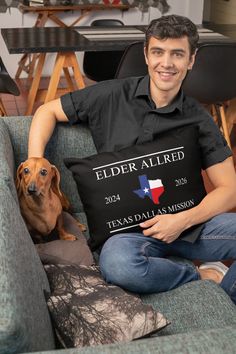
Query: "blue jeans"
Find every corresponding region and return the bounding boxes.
[99,213,236,304]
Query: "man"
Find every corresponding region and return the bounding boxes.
[28,15,236,304]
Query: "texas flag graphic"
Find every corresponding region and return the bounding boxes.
[133,175,164,205]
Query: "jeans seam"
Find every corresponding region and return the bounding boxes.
[200,235,236,240]
[229,279,236,295]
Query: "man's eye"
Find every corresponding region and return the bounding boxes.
[40,169,48,176]
[152,50,162,56]
[174,52,184,58]
[23,168,30,174]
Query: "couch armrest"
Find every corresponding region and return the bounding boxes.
[0,119,56,353]
[0,182,55,353]
[0,119,17,201]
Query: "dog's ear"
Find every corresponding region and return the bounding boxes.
[15,163,24,193]
[51,165,70,210]
[51,165,61,196]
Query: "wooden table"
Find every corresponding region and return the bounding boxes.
[16,2,132,79]
[2,25,235,115]
[18,3,132,28]
[2,26,147,115]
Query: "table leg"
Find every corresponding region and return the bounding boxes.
[69,10,90,27]
[48,13,68,27]
[44,53,66,103]
[15,53,29,79]
[63,67,75,91]
[44,52,85,103]
[67,52,85,90]
[28,53,41,81]
[219,104,232,148]
[49,9,91,27]
[212,104,231,148]
[25,53,46,116]
[15,12,49,80]
[0,98,7,116]
[35,11,49,27]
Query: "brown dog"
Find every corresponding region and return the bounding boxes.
[16,157,85,242]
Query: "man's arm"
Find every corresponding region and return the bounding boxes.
[140,157,236,243]
[28,98,69,158]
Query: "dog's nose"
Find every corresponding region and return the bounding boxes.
[27,182,37,195]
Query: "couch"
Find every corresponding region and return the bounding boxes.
[0,116,236,354]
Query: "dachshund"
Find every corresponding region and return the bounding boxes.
[16,157,85,242]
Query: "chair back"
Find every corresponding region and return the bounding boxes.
[182,43,236,104]
[0,56,20,96]
[91,19,123,27]
[115,41,148,79]
[83,19,124,82]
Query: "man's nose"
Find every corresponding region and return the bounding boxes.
[161,53,173,68]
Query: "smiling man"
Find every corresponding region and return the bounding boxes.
[146,38,194,106]
[28,15,236,304]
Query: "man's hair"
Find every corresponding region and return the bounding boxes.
[145,14,199,56]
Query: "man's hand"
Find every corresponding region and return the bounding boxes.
[140,213,187,243]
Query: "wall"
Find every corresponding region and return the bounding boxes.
[0,0,204,78]
[208,0,236,24]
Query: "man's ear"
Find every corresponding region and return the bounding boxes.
[144,46,148,66]
[188,51,196,70]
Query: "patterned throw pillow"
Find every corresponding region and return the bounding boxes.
[45,264,169,348]
[64,127,206,251]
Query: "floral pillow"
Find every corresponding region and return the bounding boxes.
[45,264,169,348]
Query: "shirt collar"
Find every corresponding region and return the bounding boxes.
[135,75,184,114]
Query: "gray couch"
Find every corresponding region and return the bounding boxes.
[0,116,236,354]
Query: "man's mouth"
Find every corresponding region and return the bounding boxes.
[158,71,177,79]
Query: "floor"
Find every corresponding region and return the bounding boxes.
[0,75,95,116]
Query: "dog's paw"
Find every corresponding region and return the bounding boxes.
[77,221,87,232]
[60,233,77,241]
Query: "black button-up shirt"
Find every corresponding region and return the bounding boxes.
[61,75,231,170]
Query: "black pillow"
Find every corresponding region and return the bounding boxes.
[45,264,169,348]
[65,127,206,251]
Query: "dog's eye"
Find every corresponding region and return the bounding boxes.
[23,168,29,174]
[40,169,48,176]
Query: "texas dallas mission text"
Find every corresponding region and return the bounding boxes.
[93,146,195,233]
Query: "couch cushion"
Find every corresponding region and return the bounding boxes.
[141,280,236,336]
[65,127,206,251]
[44,264,169,348]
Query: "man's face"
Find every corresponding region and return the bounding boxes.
[144,36,195,99]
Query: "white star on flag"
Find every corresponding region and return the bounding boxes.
[143,187,149,194]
